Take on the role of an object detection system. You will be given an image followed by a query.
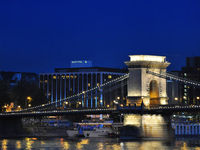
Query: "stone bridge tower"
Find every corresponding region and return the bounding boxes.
[125,55,170,107]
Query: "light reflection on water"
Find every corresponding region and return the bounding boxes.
[124,114,169,138]
[1,138,200,149]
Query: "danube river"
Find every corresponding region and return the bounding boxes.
[0,137,200,150]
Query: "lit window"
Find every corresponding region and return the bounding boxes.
[66,75,69,79]
[97,83,100,86]
[184,93,187,96]
[88,83,91,87]
[184,73,187,77]
[108,75,112,79]
[44,80,48,83]
[184,89,187,92]
[53,76,56,79]
[70,75,73,78]
[174,97,178,101]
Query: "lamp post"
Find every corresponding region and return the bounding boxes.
[78,101,81,109]
[64,101,68,109]
[26,96,32,108]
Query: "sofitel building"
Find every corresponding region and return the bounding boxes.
[39,61,127,108]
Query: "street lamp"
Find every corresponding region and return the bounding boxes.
[174,97,178,101]
[26,96,32,108]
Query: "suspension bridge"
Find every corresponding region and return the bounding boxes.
[0,55,200,118]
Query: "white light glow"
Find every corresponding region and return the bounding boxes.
[129,55,166,62]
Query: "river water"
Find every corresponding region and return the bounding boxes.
[1,137,200,150]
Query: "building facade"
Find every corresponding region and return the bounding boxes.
[39,67,127,108]
[166,71,182,105]
[180,57,200,105]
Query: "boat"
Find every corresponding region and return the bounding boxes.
[84,126,113,137]
[66,128,85,137]
[66,120,115,137]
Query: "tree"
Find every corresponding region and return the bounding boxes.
[10,80,47,109]
[0,80,11,111]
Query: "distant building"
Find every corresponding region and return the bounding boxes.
[0,72,38,87]
[40,65,127,108]
[167,71,182,105]
[180,57,200,104]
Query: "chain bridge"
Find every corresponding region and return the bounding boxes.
[0,55,200,118]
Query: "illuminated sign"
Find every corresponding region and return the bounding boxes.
[70,60,92,68]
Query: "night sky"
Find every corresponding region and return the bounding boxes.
[0,0,200,73]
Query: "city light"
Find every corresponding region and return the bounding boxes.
[174,97,178,101]
[129,55,166,62]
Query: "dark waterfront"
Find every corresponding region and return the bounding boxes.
[1,137,200,150]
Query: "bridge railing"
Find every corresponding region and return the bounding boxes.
[146,69,200,87]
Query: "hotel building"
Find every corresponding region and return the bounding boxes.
[39,61,127,108]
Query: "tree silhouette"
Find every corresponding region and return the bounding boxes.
[0,80,11,111]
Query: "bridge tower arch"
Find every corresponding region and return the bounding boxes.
[125,55,170,107]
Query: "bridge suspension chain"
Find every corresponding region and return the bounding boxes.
[146,69,200,87]
[21,73,129,112]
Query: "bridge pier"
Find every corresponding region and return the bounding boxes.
[124,55,170,107]
[123,114,173,139]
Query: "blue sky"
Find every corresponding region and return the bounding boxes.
[0,0,200,73]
